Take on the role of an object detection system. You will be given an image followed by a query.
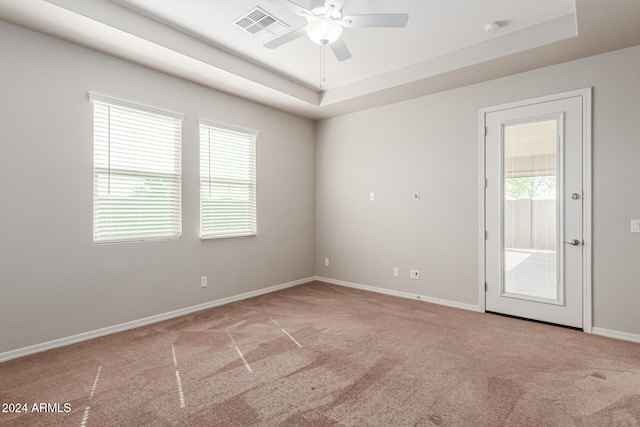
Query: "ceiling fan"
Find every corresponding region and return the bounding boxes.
[264,0,409,61]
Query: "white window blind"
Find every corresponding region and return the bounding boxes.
[199,120,258,239]
[90,93,183,243]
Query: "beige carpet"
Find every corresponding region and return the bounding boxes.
[1,281,639,426]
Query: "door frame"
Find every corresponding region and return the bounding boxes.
[479,88,592,332]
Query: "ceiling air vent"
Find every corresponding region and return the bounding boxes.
[234,7,289,41]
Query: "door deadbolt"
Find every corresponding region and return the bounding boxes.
[571,193,581,200]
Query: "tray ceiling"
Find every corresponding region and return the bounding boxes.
[1,0,640,119]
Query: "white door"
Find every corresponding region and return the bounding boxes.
[484,92,589,328]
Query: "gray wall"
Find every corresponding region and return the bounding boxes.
[0,22,316,354]
[2,20,639,356]
[316,45,640,336]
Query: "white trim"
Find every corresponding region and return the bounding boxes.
[198,118,260,136]
[478,111,487,313]
[88,92,184,120]
[479,88,593,332]
[2,275,634,363]
[0,277,313,363]
[315,276,482,313]
[479,88,592,114]
[592,327,640,344]
[580,88,593,333]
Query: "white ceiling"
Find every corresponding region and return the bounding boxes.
[109,0,576,90]
[1,0,640,119]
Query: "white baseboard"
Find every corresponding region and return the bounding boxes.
[0,277,314,363]
[317,277,640,344]
[592,327,640,344]
[315,276,483,313]
[5,277,636,363]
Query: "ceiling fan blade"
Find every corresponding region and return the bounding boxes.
[342,14,409,28]
[264,26,307,49]
[330,38,352,61]
[265,0,312,17]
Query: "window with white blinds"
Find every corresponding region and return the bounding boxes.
[90,93,183,243]
[199,120,258,239]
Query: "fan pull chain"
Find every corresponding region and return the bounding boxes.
[320,44,326,89]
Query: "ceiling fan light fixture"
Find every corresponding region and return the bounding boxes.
[306,18,343,46]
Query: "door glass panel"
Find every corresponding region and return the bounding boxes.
[503,119,558,300]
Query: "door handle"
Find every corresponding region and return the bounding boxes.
[563,239,581,246]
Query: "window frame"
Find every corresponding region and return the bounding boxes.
[90,93,184,244]
[198,119,258,240]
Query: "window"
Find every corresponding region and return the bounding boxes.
[90,93,183,243]
[199,120,258,239]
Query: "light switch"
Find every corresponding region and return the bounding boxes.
[632,220,640,233]
[369,192,375,201]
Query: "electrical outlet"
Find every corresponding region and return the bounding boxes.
[324,258,330,267]
[393,267,399,277]
[413,191,420,201]
[410,270,420,280]
[200,276,207,288]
